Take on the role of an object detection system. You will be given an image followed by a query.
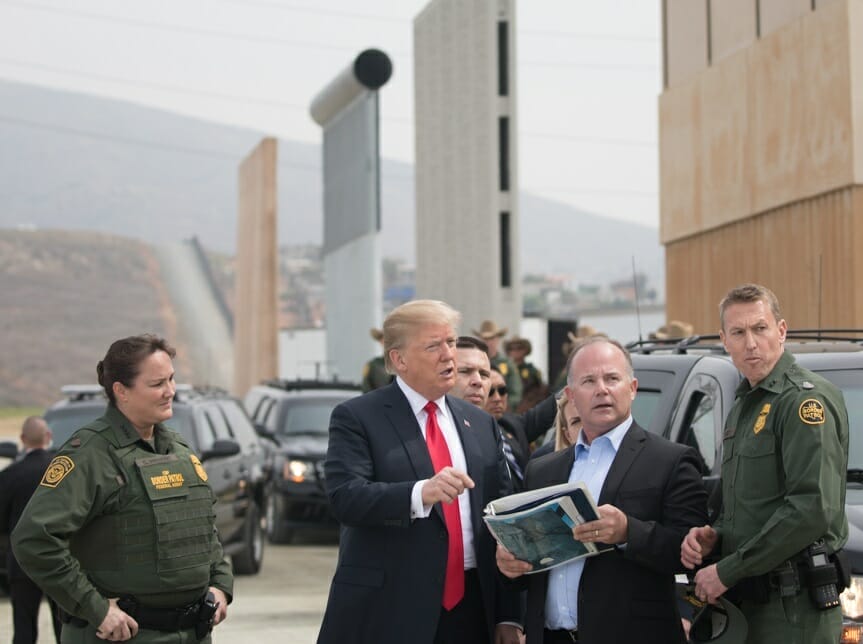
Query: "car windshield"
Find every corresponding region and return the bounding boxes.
[280,398,343,437]
[45,403,196,448]
[812,370,863,470]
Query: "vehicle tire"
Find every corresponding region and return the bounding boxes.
[232,503,264,575]
[266,492,294,544]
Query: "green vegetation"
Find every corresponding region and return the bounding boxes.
[0,407,41,419]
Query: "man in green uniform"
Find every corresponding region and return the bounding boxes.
[12,335,232,643]
[473,320,522,412]
[681,284,848,644]
[504,336,545,412]
[361,328,394,392]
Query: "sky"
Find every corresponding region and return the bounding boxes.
[0,0,662,228]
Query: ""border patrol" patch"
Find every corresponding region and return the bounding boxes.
[799,399,826,425]
[40,456,75,488]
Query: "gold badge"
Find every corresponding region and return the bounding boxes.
[799,399,826,425]
[499,362,508,375]
[40,456,75,488]
[753,403,771,435]
[191,454,208,481]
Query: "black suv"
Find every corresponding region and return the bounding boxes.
[244,380,361,543]
[33,385,268,576]
[626,331,863,641]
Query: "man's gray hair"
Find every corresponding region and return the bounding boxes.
[566,336,634,386]
[719,283,782,330]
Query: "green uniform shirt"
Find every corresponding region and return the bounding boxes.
[715,350,849,588]
[492,353,523,411]
[361,356,393,393]
[11,406,233,627]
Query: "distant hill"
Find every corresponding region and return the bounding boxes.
[0,80,664,291]
[0,229,193,406]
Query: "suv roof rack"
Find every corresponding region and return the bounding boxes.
[627,329,863,356]
[261,378,363,392]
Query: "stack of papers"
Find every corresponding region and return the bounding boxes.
[484,481,613,573]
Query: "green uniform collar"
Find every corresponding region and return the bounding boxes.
[734,349,795,397]
[103,405,170,452]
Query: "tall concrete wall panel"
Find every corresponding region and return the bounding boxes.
[660,0,855,244]
[759,0,812,36]
[664,187,863,332]
[324,232,381,382]
[414,0,520,335]
[709,0,757,64]
[663,0,708,88]
[234,138,278,397]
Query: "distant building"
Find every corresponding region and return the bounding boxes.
[413,0,520,335]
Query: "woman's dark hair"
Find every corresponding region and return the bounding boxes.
[97,334,176,405]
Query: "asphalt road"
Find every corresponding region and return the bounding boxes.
[0,539,339,643]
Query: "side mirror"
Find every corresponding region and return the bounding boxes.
[0,441,19,460]
[201,439,241,462]
[254,423,281,447]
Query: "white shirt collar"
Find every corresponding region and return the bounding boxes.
[396,376,447,416]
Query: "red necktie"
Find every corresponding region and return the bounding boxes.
[424,401,465,610]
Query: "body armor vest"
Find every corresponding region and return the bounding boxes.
[70,420,216,603]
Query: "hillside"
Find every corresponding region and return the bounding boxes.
[0,229,188,406]
[0,79,664,291]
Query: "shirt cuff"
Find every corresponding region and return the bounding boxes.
[411,480,432,518]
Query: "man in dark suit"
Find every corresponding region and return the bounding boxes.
[318,300,522,644]
[497,337,708,644]
[0,416,62,644]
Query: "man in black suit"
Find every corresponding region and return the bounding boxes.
[0,416,62,644]
[497,337,707,644]
[317,300,522,644]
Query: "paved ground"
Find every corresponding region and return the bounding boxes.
[0,540,338,643]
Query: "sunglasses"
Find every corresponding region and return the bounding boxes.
[489,386,508,397]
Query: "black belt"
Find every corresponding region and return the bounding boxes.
[117,595,204,632]
[544,627,579,643]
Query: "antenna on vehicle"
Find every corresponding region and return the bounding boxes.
[632,256,643,343]
[817,254,823,340]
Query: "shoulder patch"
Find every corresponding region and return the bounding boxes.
[40,455,75,488]
[190,454,208,482]
[799,399,826,425]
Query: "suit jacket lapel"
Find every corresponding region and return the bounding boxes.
[598,423,646,505]
[445,396,484,527]
[382,382,435,482]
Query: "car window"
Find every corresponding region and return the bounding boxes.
[280,398,344,437]
[162,406,197,450]
[220,399,258,450]
[808,370,863,469]
[44,405,106,446]
[631,390,662,430]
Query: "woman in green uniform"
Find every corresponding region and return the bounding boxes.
[12,334,233,643]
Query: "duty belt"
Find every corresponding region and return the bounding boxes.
[117,595,207,632]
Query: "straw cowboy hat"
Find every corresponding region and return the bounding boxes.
[562,325,604,355]
[651,320,694,340]
[369,327,384,342]
[473,320,508,339]
[504,336,532,356]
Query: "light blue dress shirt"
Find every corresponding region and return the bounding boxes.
[544,416,633,630]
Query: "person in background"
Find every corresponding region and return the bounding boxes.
[318,300,523,644]
[361,327,394,392]
[12,334,232,643]
[681,284,849,644]
[474,320,523,412]
[497,336,708,643]
[450,336,493,409]
[505,336,547,414]
[530,395,582,461]
[0,416,62,644]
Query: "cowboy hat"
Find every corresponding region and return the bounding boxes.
[504,336,532,355]
[473,320,508,339]
[369,328,384,341]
